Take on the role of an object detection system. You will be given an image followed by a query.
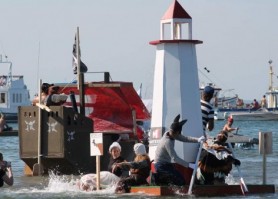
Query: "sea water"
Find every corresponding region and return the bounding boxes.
[0,121,277,199]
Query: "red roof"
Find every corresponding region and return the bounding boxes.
[162,0,191,20]
[60,82,151,134]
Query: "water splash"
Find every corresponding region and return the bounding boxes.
[0,172,119,199]
[46,171,79,192]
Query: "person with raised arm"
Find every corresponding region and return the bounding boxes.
[114,143,150,193]
[152,114,205,186]
[223,116,239,133]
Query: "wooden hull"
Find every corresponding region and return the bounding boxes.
[130,184,275,197]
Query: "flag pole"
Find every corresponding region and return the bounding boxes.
[76,27,85,116]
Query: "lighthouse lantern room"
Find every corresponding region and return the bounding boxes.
[160,0,192,40]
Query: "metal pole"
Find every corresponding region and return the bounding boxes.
[262,133,267,184]
[188,142,203,195]
[36,79,42,175]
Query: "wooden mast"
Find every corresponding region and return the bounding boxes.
[76,27,85,116]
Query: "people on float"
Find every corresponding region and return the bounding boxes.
[107,142,127,177]
[45,85,68,106]
[251,99,260,110]
[0,152,13,187]
[152,114,205,186]
[222,116,238,133]
[32,83,53,105]
[201,86,215,135]
[32,83,68,106]
[76,171,120,191]
[114,143,151,193]
[260,95,267,108]
[196,131,241,185]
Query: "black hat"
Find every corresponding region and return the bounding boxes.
[170,114,187,134]
[203,86,214,95]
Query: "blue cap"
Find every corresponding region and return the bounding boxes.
[204,86,214,94]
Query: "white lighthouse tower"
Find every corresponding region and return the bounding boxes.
[149,0,203,163]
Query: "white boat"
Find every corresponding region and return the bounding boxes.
[230,108,278,121]
[0,55,31,122]
[222,60,278,121]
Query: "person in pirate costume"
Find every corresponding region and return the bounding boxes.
[153,114,205,186]
[196,130,241,185]
[114,143,151,193]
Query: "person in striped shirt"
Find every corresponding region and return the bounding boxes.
[201,86,215,135]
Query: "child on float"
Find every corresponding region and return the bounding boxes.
[114,143,150,193]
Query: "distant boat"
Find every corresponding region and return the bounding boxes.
[230,108,278,121]
[215,60,278,121]
[0,55,31,122]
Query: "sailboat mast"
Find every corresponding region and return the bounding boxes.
[269,60,273,91]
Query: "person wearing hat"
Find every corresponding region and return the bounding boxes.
[201,85,215,134]
[107,142,126,177]
[153,115,205,186]
[114,143,150,193]
[222,116,238,133]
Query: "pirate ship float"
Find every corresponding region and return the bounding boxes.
[18,0,275,196]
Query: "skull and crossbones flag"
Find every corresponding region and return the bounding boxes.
[72,35,88,74]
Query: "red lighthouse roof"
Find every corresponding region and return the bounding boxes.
[162,0,191,20]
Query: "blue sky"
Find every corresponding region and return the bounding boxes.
[1,0,278,101]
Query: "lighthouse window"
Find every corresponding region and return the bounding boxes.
[0,93,5,103]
